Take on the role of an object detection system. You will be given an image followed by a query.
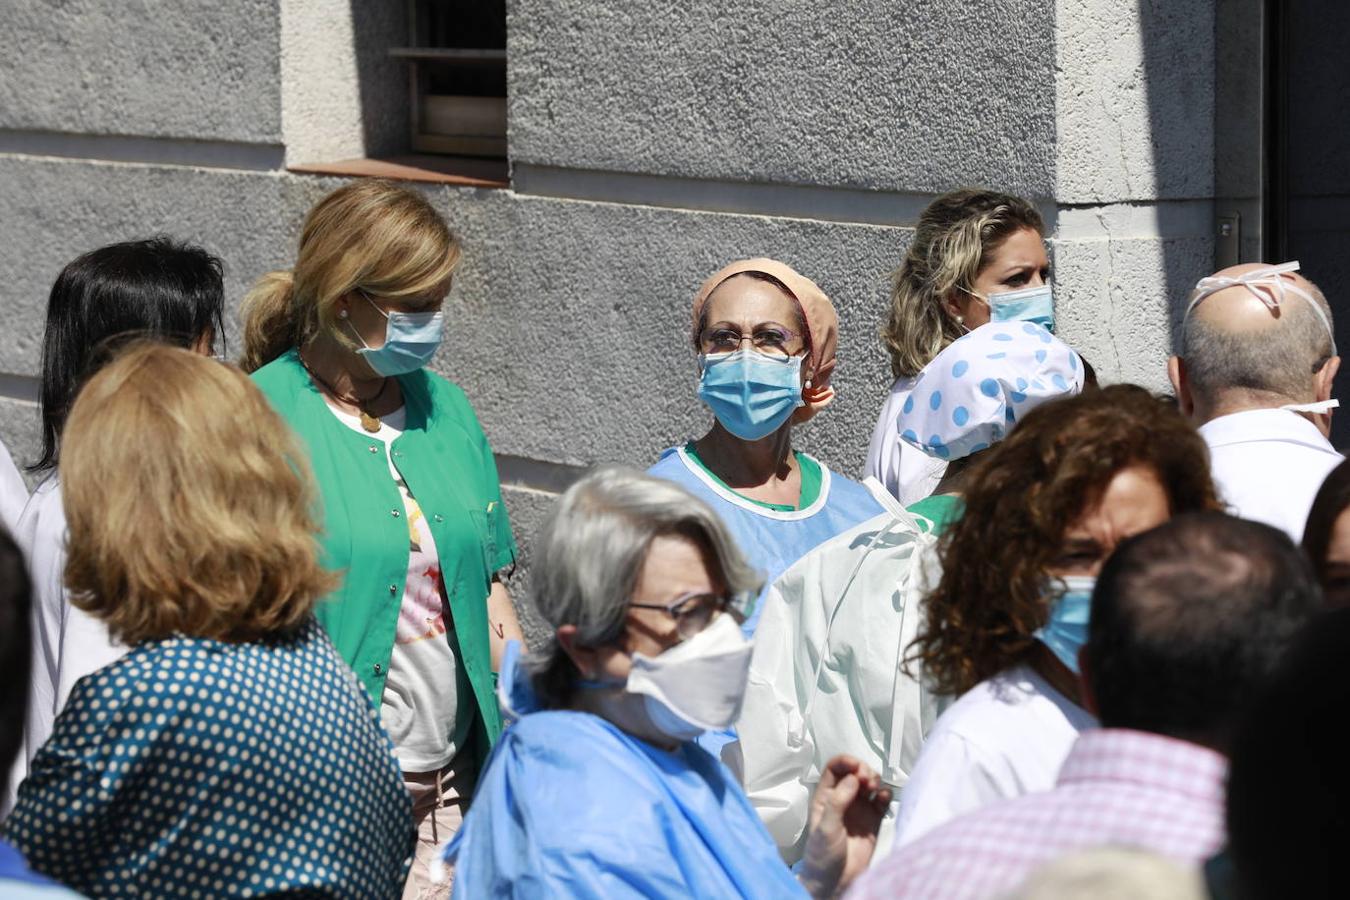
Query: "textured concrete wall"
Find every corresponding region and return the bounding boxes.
[0,159,901,477]
[1053,0,1217,380]
[509,0,1057,196]
[0,0,282,144]
[0,158,301,379]
[1055,0,1215,203]
[280,0,410,164]
[0,0,1232,630]
[438,190,898,471]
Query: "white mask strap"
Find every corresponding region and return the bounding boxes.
[1187,261,1337,356]
[1280,399,1340,414]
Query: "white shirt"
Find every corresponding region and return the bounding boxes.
[865,375,947,506]
[329,405,471,773]
[6,476,126,817]
[1199,408,1344,542]
[0,437,27,534]
[891,663,1097,849]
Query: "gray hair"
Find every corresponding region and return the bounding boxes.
[527,466,762,709]
[1181,278,1334,403]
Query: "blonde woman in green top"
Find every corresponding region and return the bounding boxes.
[241,179,522,897]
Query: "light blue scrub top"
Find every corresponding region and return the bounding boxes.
[444,648,805,899]
[647,445,884,635]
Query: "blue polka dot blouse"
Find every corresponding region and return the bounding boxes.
[4,619,414,898]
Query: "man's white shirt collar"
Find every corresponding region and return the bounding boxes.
[1198,408,1340,455]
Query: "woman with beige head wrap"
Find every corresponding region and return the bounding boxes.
[647,258,885,645]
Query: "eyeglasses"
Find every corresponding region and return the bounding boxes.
[698,325,805,361]
[629,591,746,641]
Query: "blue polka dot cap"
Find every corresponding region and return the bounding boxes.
[899,321,1084,461]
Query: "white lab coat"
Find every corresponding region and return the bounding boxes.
[890,663,1097,849]
[3,476,125,818]
[864,375,947,506]
[1199,408,1344,542]
[729,497,944,863]
[0,437,26,535]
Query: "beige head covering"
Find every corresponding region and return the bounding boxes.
[691,258,839,423]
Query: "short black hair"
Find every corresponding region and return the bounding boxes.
[0,526,33,799]
[32,236,225,473]
[1086,511,1320,749]
[1226,609,1350,899]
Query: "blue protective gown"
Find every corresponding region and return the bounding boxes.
[647,446,884,636]
[444,708,806,899]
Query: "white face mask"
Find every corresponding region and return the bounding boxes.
[624,614,754,742]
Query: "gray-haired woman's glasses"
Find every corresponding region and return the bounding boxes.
[629,591,748,642]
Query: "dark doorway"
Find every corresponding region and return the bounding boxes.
[1269,1,1350,447]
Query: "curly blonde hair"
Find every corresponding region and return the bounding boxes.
[882,189,1044,379]
[61,343,338,644]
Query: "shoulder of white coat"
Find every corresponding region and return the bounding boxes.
[756,510,934,644]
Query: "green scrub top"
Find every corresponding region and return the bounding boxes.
[907,494,964,535]
[252,349,516,752]
[683,443,822,512]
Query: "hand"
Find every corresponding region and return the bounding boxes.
[798,755,891,899]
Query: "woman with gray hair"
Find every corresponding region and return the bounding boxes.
[441,467,890,898]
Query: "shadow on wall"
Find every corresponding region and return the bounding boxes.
[1135,0,1219,380]
[349,1,411,158]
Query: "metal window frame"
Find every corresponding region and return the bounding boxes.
[399,1,508,159]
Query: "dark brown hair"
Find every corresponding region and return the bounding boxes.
[1301,458,1350,593]
[911,384,1220,696]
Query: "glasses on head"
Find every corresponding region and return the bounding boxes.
[699,324,804,362]
[629,591,746,641]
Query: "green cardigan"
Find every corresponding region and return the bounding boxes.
[253,349,516,751]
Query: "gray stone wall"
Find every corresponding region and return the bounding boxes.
[0,1,1221,643]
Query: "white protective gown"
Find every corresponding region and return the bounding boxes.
[729,491,946,862]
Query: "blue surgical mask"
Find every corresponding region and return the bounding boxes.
[984,284,1056,333]
[351,292,445,376]
[1036,574,1094,674]
[697,349,805,441]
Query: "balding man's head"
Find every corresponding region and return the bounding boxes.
[1172,262,1337,418]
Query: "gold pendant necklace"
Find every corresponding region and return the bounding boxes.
[298,352,390,433]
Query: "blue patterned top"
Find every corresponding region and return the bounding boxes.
[4,620,414,898]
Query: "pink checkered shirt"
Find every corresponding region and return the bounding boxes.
[847,729,1227,900]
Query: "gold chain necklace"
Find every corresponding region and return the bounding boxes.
[298,353,391,433]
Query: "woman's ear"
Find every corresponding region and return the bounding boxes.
[941,289,967,321]
[557,625,599,680]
